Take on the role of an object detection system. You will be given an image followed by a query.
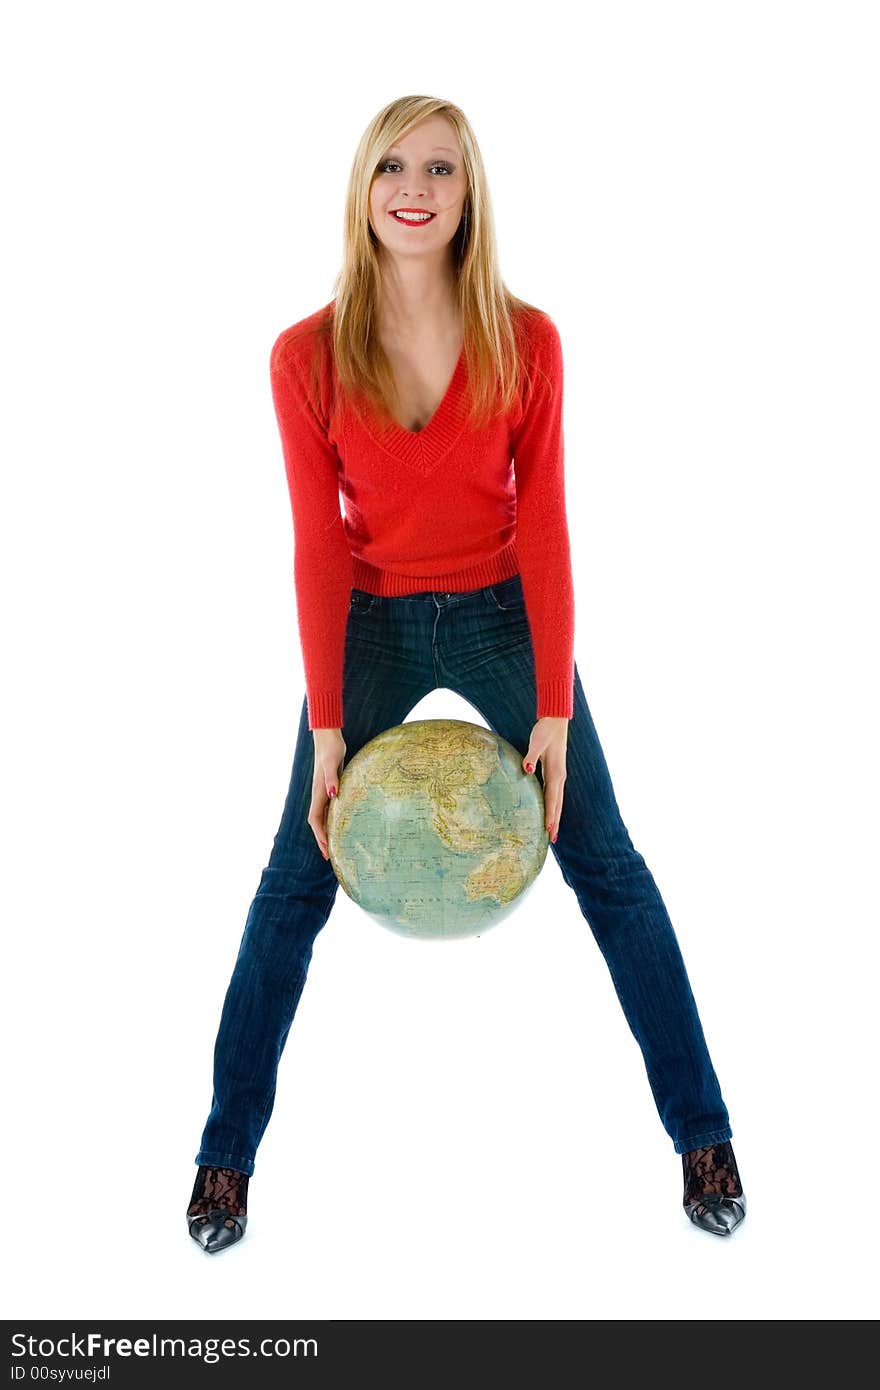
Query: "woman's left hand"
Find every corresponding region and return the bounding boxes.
[522,717,569,843]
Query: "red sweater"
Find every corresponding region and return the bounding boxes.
[269,302,575,730]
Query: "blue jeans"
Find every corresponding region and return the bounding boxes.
[195,573,733,1174]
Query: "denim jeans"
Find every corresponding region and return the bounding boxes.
[195,573,733,1174]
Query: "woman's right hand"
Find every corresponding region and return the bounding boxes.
[309,728,346,860]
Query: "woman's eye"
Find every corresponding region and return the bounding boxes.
[378,160,452,175]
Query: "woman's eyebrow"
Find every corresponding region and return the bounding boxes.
[387,146,459,156]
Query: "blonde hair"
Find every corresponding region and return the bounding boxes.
[284,94,551,432]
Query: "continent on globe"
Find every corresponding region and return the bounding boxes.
[326,719,549,940]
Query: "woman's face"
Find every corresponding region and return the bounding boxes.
[368,115,467,263]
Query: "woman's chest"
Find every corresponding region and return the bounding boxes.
[383,338,463,433]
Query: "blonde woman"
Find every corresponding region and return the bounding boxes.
[187,95,746,1252]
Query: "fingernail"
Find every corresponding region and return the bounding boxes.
[526,763,534,773]
[552,833,558,844]
[329,786,337,797]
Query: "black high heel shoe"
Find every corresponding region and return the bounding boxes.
[187,1165,249,1253]
[682,1140,747,1236]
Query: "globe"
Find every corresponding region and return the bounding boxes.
[326,718,549,940]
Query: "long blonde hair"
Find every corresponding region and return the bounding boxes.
[286,94,551,432]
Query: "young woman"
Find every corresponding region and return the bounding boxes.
[187,95,746,1252]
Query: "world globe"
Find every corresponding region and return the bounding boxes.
[326,718,549,940]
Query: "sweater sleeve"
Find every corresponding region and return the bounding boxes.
[269,334,353,730]
[509,314,576,721]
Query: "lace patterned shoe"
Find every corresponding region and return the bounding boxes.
[682,1140,747,1236]
[187,1165,249,1253]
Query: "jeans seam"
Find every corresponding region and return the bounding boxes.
[676,1127,733,1153]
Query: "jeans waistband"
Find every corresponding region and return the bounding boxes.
[352,572,522,608]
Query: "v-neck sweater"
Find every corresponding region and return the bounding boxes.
[269,301,575,731]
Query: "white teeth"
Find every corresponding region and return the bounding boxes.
[393,210,433,221]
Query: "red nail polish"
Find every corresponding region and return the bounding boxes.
[329,787,337,797]
[526,763,534,773]
[552,833,558,843]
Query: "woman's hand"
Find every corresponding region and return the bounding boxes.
[522,717,569,843]
[310,728,347,860]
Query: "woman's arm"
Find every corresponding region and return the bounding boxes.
[269,331,353,731]
[509,313,576,721]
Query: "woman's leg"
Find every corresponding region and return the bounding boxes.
[442,578,733,1156]
[193,592,435,1176]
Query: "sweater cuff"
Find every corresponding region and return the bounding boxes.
[307,691,343,731]
[536,678,574,721]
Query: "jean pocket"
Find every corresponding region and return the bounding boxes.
[349,589,378,614]
[485,575,525,612]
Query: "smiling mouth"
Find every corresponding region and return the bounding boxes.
[389,210,437,223]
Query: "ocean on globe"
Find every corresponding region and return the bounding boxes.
[325,718,549,940]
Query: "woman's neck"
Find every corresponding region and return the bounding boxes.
[376,264,460,341]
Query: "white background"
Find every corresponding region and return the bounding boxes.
[4,0,877,1322]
